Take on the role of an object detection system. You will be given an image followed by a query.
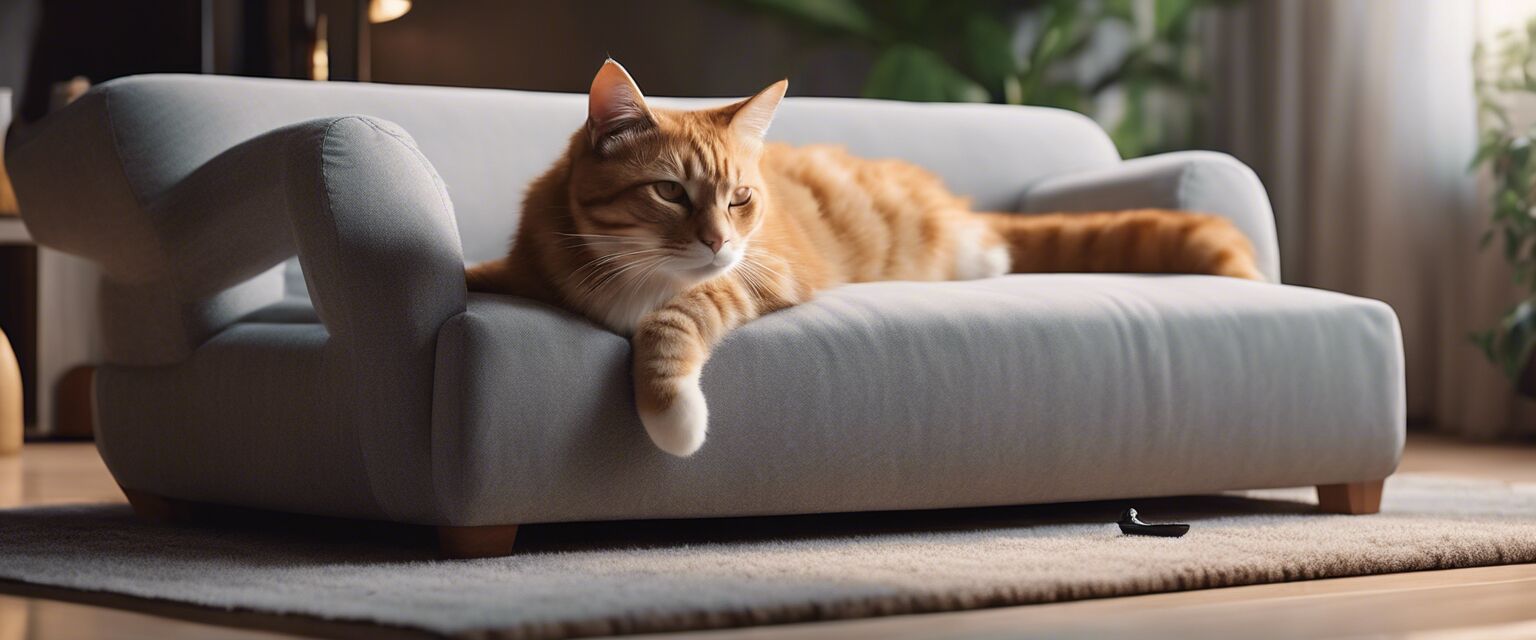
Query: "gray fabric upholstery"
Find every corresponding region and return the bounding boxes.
[94,323,383,518]
[97,275,1405,526]
[433,278,1403,525]
[7,74,1405,527]
[80,115,467,522]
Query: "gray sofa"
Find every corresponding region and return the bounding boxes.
[6,75,1404,555]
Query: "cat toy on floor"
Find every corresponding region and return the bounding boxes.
[1118,508,1191,537]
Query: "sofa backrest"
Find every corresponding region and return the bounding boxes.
[15,74,1120,266]
[9,74,1124,364]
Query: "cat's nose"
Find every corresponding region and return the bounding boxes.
[699,232,726,254]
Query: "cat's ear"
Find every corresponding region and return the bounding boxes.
[587,59,654,153]
[730,79,788,142]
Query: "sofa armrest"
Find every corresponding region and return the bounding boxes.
[12,107,466,364]
[1020,151,1281,282]
[277,116,468,355]
[281,116,466,521]
[160,114,467,357]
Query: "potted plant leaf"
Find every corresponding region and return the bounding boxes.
[1472,18,1536,397]
[724,0,1233,158]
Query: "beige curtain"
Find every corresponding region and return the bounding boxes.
[1205,0,1536,438]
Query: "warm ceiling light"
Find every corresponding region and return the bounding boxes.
[369,0,412,24]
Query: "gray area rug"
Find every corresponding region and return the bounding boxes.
[1,474,1534,639]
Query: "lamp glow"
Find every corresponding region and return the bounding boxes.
[369,0,412,24]
[311,14,329,81]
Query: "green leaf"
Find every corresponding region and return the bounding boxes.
[1018,1,1083,100]
[1498,299,1536,379]
[862,44,990,103]
[1102,0,1136,21]
[962,13,1018,97]
[1155,0,1196,36]
[1033,4,1080,63]
[1471,130,1508,170]
[1470,328,1497,360]
[733,0,879,38]
[884,0,937,32]
[1477,297,1536,384]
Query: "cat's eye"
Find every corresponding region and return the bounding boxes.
[653,181,688,204]
[730,186,753,207]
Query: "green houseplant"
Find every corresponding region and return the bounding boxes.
[1472,18,1536,397]
[725,0,1232,157]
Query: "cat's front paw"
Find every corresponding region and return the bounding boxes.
[637,376,709,457]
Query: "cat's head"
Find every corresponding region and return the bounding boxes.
[563,59,787,287]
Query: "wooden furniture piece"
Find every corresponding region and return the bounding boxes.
[3,82,103,439]
[2,88,22,453]
[119,486,198,524]
[0,217,102,437]
[1316,480,1385,515]
[1,88,18,217]
[0,326,20,455]
[436,525,521,559]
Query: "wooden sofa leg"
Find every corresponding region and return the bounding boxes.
[119,486,198,523]
[438,525,520,559]
[1316,479,1385,514]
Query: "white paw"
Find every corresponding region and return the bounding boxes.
[638,378,709,457]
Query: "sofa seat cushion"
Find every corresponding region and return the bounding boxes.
[431,274,1403,526]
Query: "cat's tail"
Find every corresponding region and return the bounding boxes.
[465,258,511,292]
[979,209,1264,281]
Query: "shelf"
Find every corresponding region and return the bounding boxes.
[0,216,30,245]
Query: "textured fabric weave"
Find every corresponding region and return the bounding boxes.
[432,276,1402,525]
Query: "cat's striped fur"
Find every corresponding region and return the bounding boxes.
[467,60,1262,457]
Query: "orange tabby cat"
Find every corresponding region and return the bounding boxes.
[468,60,1262,457]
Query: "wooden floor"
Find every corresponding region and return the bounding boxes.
[1,434,1534,640]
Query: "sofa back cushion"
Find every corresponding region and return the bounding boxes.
[45,75,1119,265]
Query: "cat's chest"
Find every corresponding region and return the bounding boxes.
[589,286,676,336]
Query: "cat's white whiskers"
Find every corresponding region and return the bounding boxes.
[744,252,786,276]
[735,256,786,293]
[588,253,671,293]
[561,239,655,252]
[576,246,662,270]
[610,256,669,301]
[571,249,667,292]
[555,232,651,242]
[571,246,663,273]
[735,262,770,293]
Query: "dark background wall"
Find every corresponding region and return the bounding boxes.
[9,0,204,122]
[369,0,869,98]
[0,0,873,122]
